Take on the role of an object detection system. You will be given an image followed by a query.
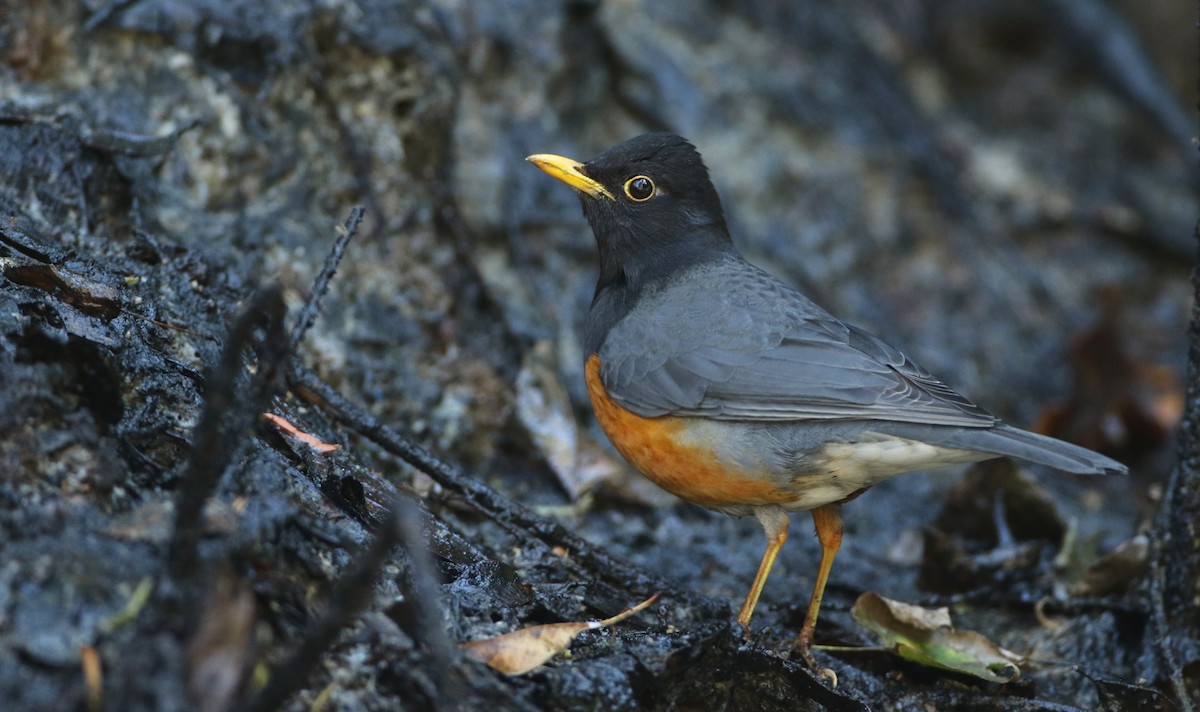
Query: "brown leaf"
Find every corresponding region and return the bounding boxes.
[931,460,1065,546]
[861,594,952,630]
[919,461,1062,594]
[187,572,257,712]
[1033,296,1180,459]
[4,262,120,318]
[1068,535,1149,596]
[461,593,659,675]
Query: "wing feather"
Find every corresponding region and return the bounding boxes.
[596,261,996,428]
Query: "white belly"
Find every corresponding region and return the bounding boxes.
[781,433,991,510]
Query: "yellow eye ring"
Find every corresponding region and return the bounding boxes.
[623,175,655,202]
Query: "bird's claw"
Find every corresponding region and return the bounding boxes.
[814,665,838,687]
[794,639,837,686]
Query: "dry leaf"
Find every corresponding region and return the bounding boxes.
[262,412,340,453]
[851,592,1024,682]
[187,573,257,712]
[5,263,120,318]
[920,461,1062,595]
[1033,296,1180,459]
[517,341,618,500]
[863,594,953,630]
[1068,535,1149,596]
[461,593,659,675]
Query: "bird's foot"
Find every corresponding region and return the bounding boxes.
[793,634,838,686]
[736,618,757,643]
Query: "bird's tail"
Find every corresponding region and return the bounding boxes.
[941,424,1127,475]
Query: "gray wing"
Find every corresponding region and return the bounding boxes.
[597,262,996,428]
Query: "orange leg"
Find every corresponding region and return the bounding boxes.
[736,506,789,631]
[793,503,843,666]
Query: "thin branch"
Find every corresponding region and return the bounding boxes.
[169,287,288,585]
[289,207,364,353]
[286,364,707,609]
[1149,227,1200,712]
[236,498,405,712]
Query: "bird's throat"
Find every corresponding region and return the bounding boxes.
[593,223,732,295]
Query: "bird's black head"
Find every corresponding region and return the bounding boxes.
[529,133,734,292]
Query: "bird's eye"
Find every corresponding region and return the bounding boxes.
[623,175,655,202]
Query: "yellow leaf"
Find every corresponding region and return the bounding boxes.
[461,593,659,675]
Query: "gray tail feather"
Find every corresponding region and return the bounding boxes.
[944,424,1127,475]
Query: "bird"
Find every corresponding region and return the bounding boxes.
[526,133,1126,676]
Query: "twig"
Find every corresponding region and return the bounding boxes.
[1042,0,1195,165]
[236,498,404,712]
[286,364,701,607]
[1149,231,1200,712]
[392,495,461,709]
[168,287,288,584]
[289,207,364,353]
[79,120,202,157]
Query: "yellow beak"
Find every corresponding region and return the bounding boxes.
[526,153,615,200]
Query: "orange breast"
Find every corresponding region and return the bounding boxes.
[585,354,794,509]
